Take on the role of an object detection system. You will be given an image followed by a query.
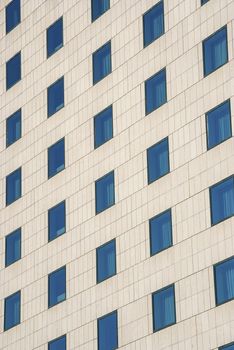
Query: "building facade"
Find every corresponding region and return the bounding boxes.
[0,0,234,349]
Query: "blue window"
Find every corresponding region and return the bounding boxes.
[143,1,164,47]
[201,0,209,4]
[210,176,234,225]
[95,171,115,214]
[6,109,21,147]
[47,17,63,58]
[5,228,21,267]
[94,106,113,148]
[48,201,66,241]
[6,0,20,34]
[206,100,232,150]
[145,68,167,115]
[150,209,172,256]
[49,335,66,350]
[6,168,21,206]
[152,284,176,332]
[47,77,64,117]
[92,0,110,22]
[93,42,111,84]
[48,266,66,307]
[98,311,118,350]
[48,138,65,178]
[6,52,21,90]
[147,137,169,184]
[214,257,234,306]
[203,26,228,76]
[97,239,116,283]
[4,291,20,331]
[219,343,234,350]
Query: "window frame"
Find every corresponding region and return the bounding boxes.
[6,51,21,90]
[96,239,117,283]
[201,0,209,5]
[219,342,234,350]
[95,170,115,214]
[202,25,228,77]
[5,228,21,267]
[94,105,113,149]
[4,290,21,331]
[213,255,234,306]
[46,16,64,58]
[145,68,167,115]
[6,0,21,34]
[6,167,22,206]
[91,0,110,22]
[6,108,22,147]
[152,284,176,332]
[147,137,170,184]
[149,208,173,256]
[47,77,65,118]
[97,310,118,350]
[205,99,232,150]
[47,137,65,179]
[143,0,165,48]
[48,266,66,308]
[48,200,66,242]
[48,334,67,350]
[92,41,112,85]
[209,175,234,226]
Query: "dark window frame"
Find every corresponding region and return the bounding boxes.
[4,290,21,331]
[143,0,165,48]
[5,228,21,267]
[92,41,112,85]
[6,108,22,147]
[219,342,234,350]
[95,170,115,214]
[147,137,170,184]
[205,99,232,150]
[46,16,64,58]
[91,0,110,22]
[96,238,117,283]
[145,68,167,115]
[47,137,65,179]
[48,334,67,350]
[6,0,21,34]
[214,255,234,307]
[48,266,66,308]
[97,310,118,350]
[6,167,22,206]
[6,51,21,90]
[201,0,209,5]
[47,77,65,118]
[48,200,66,242]
[94,105,113,149]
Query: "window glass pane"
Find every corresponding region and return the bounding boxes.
[214,257,234,305]
[143,1,164,47]
[150,210,172,255]
[219,343,234,350]
[6,168,21,206]
[49,201,66,241]
[210,177,234,225]
[97,240,116,283]
[48,77,64,117]
[201,0,209,4]
[47,17,63,58]
[6,228,21,267]
[93,42,112,84]
[145,69,167,114]
[49,335,66,350]
[147,137,169,184]
[95,171,115,214]
[94,106,113,148]
[152,285,176,331]
[98,311,118,350]
[6,52,21,90]
[49,267,66,307]
[206,100,232,149]
[4,291,20,331]
[6,0,20,33]
[92,0,110,21]
[6,109,21,147]
[203,26,228,76]
[48,139,65,178]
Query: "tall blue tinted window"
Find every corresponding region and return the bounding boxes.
[6,168,21,206]
[48,138,65,178]
[6,0,20,34]
[145,69,167,114]
[214,257,234,305]
[5,228,21,267]
[48,201,66,241]
[49,335,66,350]
[47,77,64,117]
[210,177,234,225]
[152,285,176,332]
[206,100,232,150]
[98,311,118,350]
[6,109,21,147]
[97,240,116,283]
[93,42,111,84]
[92,0,110,21]
[147,137,169,184]
[47,17,63,58]
[94,106,113,148]
[150,209,172,256]
[95,171,115,214]
[48,267,66,307]
[143,1,164,47]
[203,26,228,76]
[219,343,234,350]
[4,291,20,331]
[6,52,21,90]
